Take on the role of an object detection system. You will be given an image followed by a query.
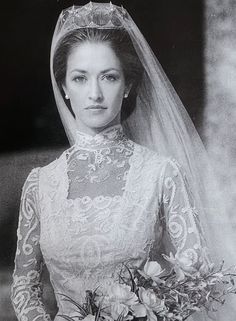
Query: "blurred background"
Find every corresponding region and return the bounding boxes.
[0,0,236,320]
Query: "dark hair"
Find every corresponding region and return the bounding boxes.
[53,28,144,121]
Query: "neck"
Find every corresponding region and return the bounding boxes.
[75,116,121,137]
[74,123,125,150]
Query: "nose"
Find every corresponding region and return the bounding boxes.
[89,79,104,102]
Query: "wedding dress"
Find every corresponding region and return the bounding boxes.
[11,3,236,321]
[11,124,211,321]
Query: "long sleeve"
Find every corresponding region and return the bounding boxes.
[159,158,212,273]
[11,168,52,321]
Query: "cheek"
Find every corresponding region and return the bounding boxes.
[69,88,86,110]
[69,86,84,101]
[108,85,125,108]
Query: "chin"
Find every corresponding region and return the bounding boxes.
[84,116,119,129]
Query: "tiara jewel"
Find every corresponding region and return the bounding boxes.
[60,2,128,32]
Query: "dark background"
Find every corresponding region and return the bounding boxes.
[0,1,204,318]
[0,0,204,154]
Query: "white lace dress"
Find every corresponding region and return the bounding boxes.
[11,124,210,321]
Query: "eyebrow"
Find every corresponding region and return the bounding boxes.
[70,68,121,74]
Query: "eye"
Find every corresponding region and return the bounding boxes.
[73,75,87,83]
[102,74,120,82]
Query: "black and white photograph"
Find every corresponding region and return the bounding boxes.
[1,1,236,320]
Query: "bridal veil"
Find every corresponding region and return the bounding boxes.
[50,3,236,319]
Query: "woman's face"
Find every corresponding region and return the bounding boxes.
[63,41,129,135]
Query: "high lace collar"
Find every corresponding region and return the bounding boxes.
[74,124,126,149]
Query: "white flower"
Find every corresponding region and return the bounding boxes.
[137,287,165,321]
[163,250,197,281]
[199,261,212,276]
[139,287,163,312]
[131,303,147,318]
[138,260,165,283]
[102,283,138,320]
[105,283,138,306]
[110,302,129,320]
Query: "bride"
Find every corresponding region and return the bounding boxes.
[10,2,235,321]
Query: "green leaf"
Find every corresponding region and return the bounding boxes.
[95,304,102,321]
[124,264,136,292]
[117,312,125,321]
[57,293,88,316]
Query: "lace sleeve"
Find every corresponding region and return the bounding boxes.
[11,168,52,321]
[159,158,212,274]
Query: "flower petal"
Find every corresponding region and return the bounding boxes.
[131,303,147,317]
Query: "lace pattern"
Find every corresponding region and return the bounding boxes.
[11,125,211,320]
[159,158,211,269]
[11,168,52,321]
[66,125,134,199]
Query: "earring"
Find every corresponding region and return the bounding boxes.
[124,92,128,98]
[65,94,69,100]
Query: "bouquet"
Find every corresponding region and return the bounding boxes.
[58,252,236,321]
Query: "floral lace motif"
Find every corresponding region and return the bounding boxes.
[11,125,211,320]
[11,168,51,321]
[67,125,134,199]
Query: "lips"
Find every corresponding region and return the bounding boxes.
[85,105,107,110]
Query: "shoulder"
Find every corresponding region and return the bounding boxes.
[37,147,71,176]
[132,142,188,181]
[25,167,41,182]
[133,142,167,165]
[21,167,41,205]
[133,142,180,170]
[24,147,70,186]
[161,157,187,178]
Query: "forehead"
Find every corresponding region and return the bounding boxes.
[67,41,122,72]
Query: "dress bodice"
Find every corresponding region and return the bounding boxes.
[11,125,211,321]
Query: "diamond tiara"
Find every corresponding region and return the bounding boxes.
[59,2,128,32]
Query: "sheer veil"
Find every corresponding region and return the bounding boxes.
[50,3,236,318]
